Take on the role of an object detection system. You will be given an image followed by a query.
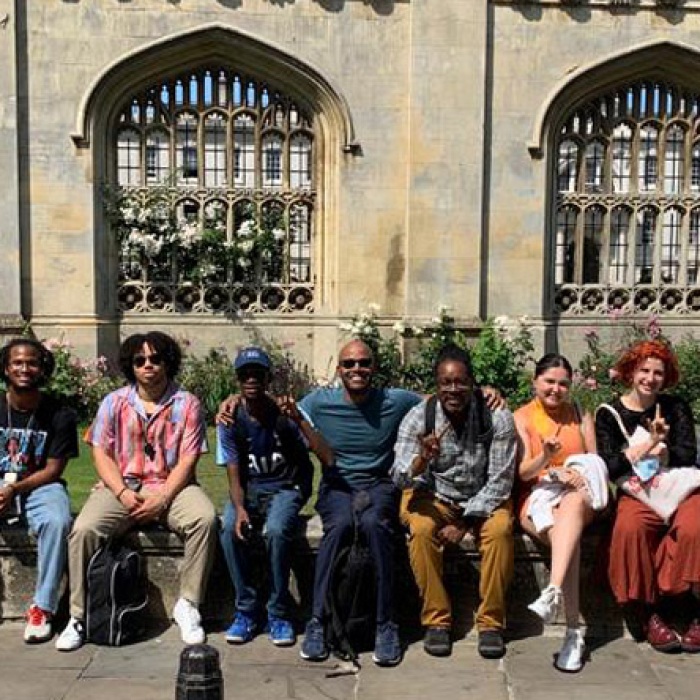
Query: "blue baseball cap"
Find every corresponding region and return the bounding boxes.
[234,347,272,372]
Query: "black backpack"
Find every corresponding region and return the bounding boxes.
[85,540,148,646]
[323,492,377,661]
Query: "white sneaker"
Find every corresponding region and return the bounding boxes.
[55,617,85,652]
[173,597,205,645]
[528,584,562,624]
[24,605,52,644]
[555,627,586,673]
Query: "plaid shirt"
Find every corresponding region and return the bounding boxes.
[85,383,207,490]
[391,399,516,518]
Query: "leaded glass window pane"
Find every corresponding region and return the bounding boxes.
[553,80,700,314]
[117,128,141,186]
[204,112,227,187]
[664,125,685,195]
[111,67,317,314]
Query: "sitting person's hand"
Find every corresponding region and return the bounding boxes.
[437,523,467,545]
[130,493,167,524]
[0,484,14,514]
[216,394,241,426]
[647,403,670,445]
[557,467,587,492]
[482,386,506,411]
[277,395,302,424]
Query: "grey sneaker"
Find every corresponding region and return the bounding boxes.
[423,626,452,657]
[555,628,586,673]
[372,621,402,667]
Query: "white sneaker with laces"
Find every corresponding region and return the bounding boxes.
[555,627,586,673]
[528,584,562,624]
[173,597,205,645]
[55,617,85,652]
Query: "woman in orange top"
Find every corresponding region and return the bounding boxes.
[514,354,596,672]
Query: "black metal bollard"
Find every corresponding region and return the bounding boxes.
[176,644,223,700]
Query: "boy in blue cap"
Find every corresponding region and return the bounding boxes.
[217,347,315,646]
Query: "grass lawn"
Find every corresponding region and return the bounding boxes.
[63,428,320,516]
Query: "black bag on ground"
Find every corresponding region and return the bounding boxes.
[324,491,377,661]
[85,539,148,646]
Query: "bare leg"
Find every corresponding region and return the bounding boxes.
[549,491,595,627]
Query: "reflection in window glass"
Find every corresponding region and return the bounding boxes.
[262,133,283,188]
[204,113,227,187]
[117,129,141,186]
[609,207,630,284]
[664,125,685,195]
[636,209,657,284]
[611,123,632,193]
[555,206,577,285]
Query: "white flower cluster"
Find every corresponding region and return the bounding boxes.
[127,229,165,257]
[493,314,530,342]
[171,222,202,249]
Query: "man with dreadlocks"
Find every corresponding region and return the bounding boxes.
[392,344,517,660]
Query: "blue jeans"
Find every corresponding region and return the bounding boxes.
[312,477,399,624]
[22,482,72,613]
[220,486,305,619]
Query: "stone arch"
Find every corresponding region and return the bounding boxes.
[72,22,357,154]
[74,23,357,328]
[528,39,700,159]
[538,39,700,318]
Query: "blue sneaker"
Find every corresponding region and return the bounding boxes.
[372,621,402,667]
[300,617,328,661]
[225,611,257,644]
[268,617,296,647]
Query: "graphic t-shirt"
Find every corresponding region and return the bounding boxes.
[216,406,313,496]
[0,394,79,479]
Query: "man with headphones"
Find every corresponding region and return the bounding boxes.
[0,338,78,643]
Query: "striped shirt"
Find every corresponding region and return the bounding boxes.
[85,383,207,490]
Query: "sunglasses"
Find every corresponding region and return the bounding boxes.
[237,367,268,380]
[340,358,372,369]
[133,353,163,368]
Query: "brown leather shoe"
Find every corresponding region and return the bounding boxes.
[681,619,700,653]
[647,614,681,653]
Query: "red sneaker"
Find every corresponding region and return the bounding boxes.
[24,605,52,644]
[647,614,680,653]
[681,619,700,653]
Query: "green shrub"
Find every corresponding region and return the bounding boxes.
[178,346,239,424]
[41,338,123,424]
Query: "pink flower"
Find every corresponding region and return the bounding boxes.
[608,368,620,381]
[647,315,661,339]
[584,377,598,390]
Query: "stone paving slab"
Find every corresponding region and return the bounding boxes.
[0,622,699,700]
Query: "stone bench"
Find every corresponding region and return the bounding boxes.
[0,516,623,638]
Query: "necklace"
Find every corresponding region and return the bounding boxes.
[5,393,37,433]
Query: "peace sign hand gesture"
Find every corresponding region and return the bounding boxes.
[541,424,563,461]
[647,403,670,445]
[412,422,451,477]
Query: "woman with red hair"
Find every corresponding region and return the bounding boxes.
[596,339,700,653]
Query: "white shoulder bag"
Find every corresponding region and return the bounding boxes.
[597,403,700,522]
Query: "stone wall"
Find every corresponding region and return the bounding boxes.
[2,1,700,370]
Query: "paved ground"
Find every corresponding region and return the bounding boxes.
[1,623,699,700]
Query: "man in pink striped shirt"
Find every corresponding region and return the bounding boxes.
[56,332,217,651]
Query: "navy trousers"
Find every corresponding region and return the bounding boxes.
[312,477,399,624]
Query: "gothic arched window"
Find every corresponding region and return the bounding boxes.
[552,81,700,315]
[111,67,316,314]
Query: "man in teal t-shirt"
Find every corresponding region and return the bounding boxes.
[297,339,421,667]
